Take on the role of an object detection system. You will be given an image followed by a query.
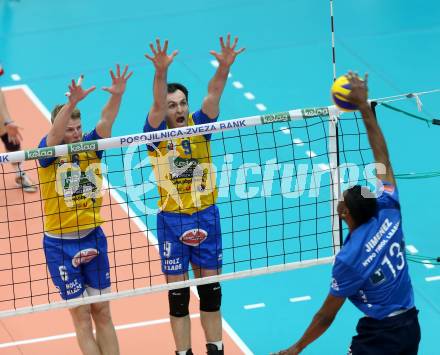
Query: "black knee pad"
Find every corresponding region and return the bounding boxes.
[1,133,20,151]
[197,282,221,312]
[168,287,190,317]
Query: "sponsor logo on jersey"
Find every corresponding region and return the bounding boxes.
[331,277,340,291]
[72,248,99,267]
[179,228,208,246]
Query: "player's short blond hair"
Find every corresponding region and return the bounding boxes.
[51,104,81,124]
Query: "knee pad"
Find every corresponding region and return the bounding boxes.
[168,287,190,317]
[1,133,20,152]
[197,282,221,312]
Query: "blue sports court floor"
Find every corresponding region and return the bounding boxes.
[1,0,439,354]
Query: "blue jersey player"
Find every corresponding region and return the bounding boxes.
[274,72,420,355]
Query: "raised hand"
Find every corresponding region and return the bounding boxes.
[144,39,178,72]
[66,75,96,104]
[5,122,23,145]
[343,71,369,108]
[102,64,133,96]
[210,33,245,68]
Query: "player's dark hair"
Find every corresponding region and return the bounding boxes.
[167,83,189,101]
[344,185,377,226]
[51,104,81,124]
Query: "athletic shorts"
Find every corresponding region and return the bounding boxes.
[349,307,420,355]
[43,227,111,300]
[157,204,222,275]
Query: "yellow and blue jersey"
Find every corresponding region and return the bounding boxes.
[37,129,104,234]
[143,110,218,214]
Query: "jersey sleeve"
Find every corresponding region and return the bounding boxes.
[377,180,400,210]
[38,136,57,168]
[192,109,218,141]
[330,259,365,298]
[143,115,166,152]
[83,128,103,159]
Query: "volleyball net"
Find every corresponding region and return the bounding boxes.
[0,104,377,318]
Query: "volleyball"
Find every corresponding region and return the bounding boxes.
[331,75,357,111]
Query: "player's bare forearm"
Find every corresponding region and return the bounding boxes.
[0,88,11,125]
[294,310,336,352]
[202,64,230,118]
[96,94,122,138]
[148,70,168,128]
[359,103,396,185]
[46,101,77,146]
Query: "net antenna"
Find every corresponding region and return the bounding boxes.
[329,0,343,252]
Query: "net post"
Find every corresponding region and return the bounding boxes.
[328,108,342,254]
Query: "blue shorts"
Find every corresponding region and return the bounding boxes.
[157,205,222,275]
[350,308,420,355]
[43,227,111,300]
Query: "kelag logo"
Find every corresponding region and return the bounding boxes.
[260,112,291,124]
[25,147,55,160]
[301,107,329,117]
[68,141,98,154]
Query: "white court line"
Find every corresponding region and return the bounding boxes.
[289,296,311,303]
[244,303,265,310]
[406,245,418,254]
[422,260,435,269]
[293,138,304,146]
[11,73,21,81]
[19,85,253,355]
[244,92,255,100]
[232,81,243,89]
[280,126,290,134]
[0,314,201,349]
[425,276,440,282]
[318,163,330,171]
[256,103,267,111]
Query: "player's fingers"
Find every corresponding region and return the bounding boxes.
[231,36,238,49]
[219,36,225,49]
[156,38,162,52]
[125,71,134,81]
[163,39,169,53]
[149,43,157,55]
[109,69,116,81]
[116,64,121,77]
[121,64,128,78]
[226,33,231,47]
[170,50,179,58]
[236,47,246,54]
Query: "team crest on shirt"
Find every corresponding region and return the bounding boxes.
[330,277,340,291]
[370,267,386,285]
[72,248,99,267]
[180,229,208,246]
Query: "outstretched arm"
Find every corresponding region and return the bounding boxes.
[145,39,178,129]
[96,64,133,138]
[343,72,396,185]
[46,77,96,146]
[273,294,345,355]
[202,34,245,119]
[0,87,23,145]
